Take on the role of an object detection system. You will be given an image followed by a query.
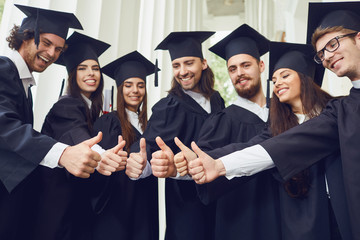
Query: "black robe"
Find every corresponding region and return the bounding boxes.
[0,56,57,240]
[257,89,360,239]
[196,105,281,240]
[209,125,352,240]
[40,96,100,240]
[130,91,225,240]
[91,111,159,240]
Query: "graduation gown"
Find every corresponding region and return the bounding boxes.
[210,123,352,239]
[259,90,359,239]
[40,96,99,240]
[196,105,281,240]
[0,56,57,240]
[131,91,225,240]
[91,111,159,240]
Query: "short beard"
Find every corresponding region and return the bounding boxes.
[236,80,261,99]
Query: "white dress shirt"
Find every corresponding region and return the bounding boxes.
[183,89,211,113]
[233,96,269,122]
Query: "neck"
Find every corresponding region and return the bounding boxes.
[246,91,266,108]
[291,100,304,114]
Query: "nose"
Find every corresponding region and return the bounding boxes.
[46,46,56,58]
[88,68,95,76]
[237,67,245,76]
[179,64,188,76]
[323,49,335,62]
[132,85,139,93]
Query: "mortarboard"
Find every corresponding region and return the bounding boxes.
[209,24,269,61]
[102,51,160,87]
[155,31,215,61]
[307,1,360,44]
[269,41,325,86]
[55,32,110,73]
[15,4,83,46]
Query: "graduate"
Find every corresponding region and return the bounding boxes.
[91,51,159,240]
[126,31,225,240]
[41,32,126,240]
[193,24,281,240]
[0,4,109,240]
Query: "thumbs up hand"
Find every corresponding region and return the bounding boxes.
[59,132,103,178]
[126,138,147,179]
[150,136,176,178]
[173,137,197,176]
[97,136,127,176]
[188,141,226,184]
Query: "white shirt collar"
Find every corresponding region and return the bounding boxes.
[125,108,143,134]
[233,96,269,122]
[183,89,211,113]
[8,51,36,98]
[81,94,92,109]
[352,79,360,89]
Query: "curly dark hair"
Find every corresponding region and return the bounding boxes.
[6,25,35,50]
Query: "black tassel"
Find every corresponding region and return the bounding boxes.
[59,79,65,99]
[111,85,114,111]
[154,59,158,87]
[34,9,40,48]
[266,78,271,108]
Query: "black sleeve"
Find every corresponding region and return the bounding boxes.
[41,97,91,145]
[0,59,56,192]
[260,100,340,181]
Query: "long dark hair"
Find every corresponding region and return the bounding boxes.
[116,82,147,153]
[168,59,215,99]
[269,72,333,198]
[67,66,104,130]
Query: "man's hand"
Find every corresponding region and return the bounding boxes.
[188,141,226,184]
[126,138,147,179]
[97,136,127,176]
[59,132,103,178]
[150,136,176,178]
[173,137,197,176]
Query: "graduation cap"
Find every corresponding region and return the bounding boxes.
[269,41,325,87]
[15,4,83,46]
[209,24,269,61]
[102,51,160,87]
[307,1,360,44]
[155,31,215,61]
[55,32,110,73]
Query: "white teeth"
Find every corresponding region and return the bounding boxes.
[39,55,49,62]
[182,77,191,81]
[85,80,95,83]
[278,89,287,94]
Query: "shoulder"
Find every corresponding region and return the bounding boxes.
[152,94,181,111]
[94,111,122,133]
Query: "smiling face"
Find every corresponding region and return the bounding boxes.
[122,77,146,112]
[227,54,264,99]
[18,33,65,73]
[316,31,360,81]
[171,56,208,92]
[272,68,302,113]
[76,59,101,98]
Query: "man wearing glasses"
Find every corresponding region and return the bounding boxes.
[187,2,360,239]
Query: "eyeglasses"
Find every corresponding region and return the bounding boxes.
[314,32,358,64]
